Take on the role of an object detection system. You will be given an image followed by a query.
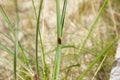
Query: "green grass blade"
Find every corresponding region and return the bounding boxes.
[78,0,108,54]
[0,4,33,78]
[32,0,37,19]
[0,58,27,80]
[0,31,33,74]
[56,0,61,38]
[31,0,43,39]
[77,36,120,80]
[35,0,46,79]
[0,31,13,42]
[39,25,48,79]
[0,6,15,35]
[0,43,31,75]
[14,0,19,79]
[0,43,13,57]
[52,0,61,79]
[32,0,48,79]
[61,0,67,33]
[18,42,33,73]
[62,44,77,49]
[52,45,62,80]
[52,0,67,80]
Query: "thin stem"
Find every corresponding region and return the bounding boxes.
[91,55,107,80]
[32,0,37,19]
[61,0,67,33]
[56,0,61,38]
[35,0,44,79]
[0,6,15,35]
[52,0,61,79]
[14,0,19,79]
[52,0,67,80]
[32,0,48,79]
[78,0,108,54]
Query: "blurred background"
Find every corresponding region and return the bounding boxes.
[0,0,120,80]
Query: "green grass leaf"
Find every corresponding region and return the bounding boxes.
[61,0,67,33]
[35,0,48,80]
[52,0,67,80]
[78,0,108,54]
[77,36,120,80]
[0,6,15,35]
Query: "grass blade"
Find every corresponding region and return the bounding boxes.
[52,0,67,80]
[78,0,108,54]
[32,0,37,19]
[32,0,48,79]
[0,58,26,80]
[0,6,15,35]
[52,0,61,79]
[35,0,47,79]
[61,0,67,32]
[56,0,61,38]
[77,36,120,80]
[0,43,13,57]
[0,31,33,74]
[0,31,13,42]
[39,24,48,79]
[0,42,32,75]
[0,3,33,78]
[62,44,77,49]
[14,0,19,79]
[52,45,62,80]
[18,42,33,73]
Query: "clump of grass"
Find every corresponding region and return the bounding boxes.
[0,0,119,80]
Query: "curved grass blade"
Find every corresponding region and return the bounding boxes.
[31,0,43,40]
[32,0,48,79]
[35,0,49,79]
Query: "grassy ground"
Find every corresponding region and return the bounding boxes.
[0,0,120,80]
